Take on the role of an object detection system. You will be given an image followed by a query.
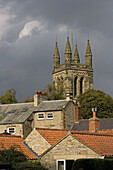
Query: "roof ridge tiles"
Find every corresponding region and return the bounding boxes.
[36,128,68,131]
[36,128,113,136]
[70,131,113,137]
[0,102,34,106]
[42,100,66,103]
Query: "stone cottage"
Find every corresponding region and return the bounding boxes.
[0,102,35,138]
[25,128,113,170]
[33,99,76,130]
[0,91,81,137]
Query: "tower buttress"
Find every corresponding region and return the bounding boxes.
[73,44,80,63]
[53,42,60,69]
[65,37,72,64]
[85,40,92,67]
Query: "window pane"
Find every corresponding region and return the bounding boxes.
[47,113,53,119]
[38,113,44,119]
[8,127,15,134]
[58,161,64,170]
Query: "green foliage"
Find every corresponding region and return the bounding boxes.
[0,147,27,169]
[0,88,17,104]
[23,96,34,103]
[0,147,45,170]
[77,89,113,119]
[71,159,113,170]
[46,83,65,100]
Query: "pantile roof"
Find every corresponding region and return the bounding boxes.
[37,128,68,145]
[71,132,113,156]
[36,128,113,156]
[0,135,38,159]
[36,100,68,112]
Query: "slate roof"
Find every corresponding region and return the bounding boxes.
[36,128,113,156]
[71,118,113,131]
[36,100,68,112]
[0,100,70,124]
[0,135,38,159]
[0,102,34,124]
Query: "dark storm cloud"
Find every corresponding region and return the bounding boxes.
[6,1,113,35]
[0,0,113,101]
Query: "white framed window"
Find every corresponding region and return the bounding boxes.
[47,113,53,119]
[56,159,75,170]
[38,113,44,120]
[8,127,15,135]
[57,160,66,170]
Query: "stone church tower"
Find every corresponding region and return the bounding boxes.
[52,37,93,99]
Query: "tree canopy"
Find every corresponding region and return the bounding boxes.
[77,89,113,119]
[23,96,34,103]
[0,88,17,104]
[46,83,65,100]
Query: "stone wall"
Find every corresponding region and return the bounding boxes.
[34,111,64,129]
[64,102,75,130]
[41,135,100,170]
[25,129,51,155]
[52,63,93,98]
[23,121,32,138]
[0,124,23,137]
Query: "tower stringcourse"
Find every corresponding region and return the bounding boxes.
[52,37,93,99]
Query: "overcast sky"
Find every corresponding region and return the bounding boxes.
[0,0,113,101]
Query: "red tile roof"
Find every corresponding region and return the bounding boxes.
[37,128,113,156]
[71,132,113,156]
[37,128,68,145]
[0,135,38,159]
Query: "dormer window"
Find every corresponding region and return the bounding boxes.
[47,113,53,119]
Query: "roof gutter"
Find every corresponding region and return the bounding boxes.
[0,122,25,125]
[99,155,113,159]
[104,155,113,158]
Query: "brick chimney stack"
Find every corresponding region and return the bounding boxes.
[75,104,81,122]
[89,110,100,132]
[34,91,48,106]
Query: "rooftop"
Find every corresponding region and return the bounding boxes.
[72,118,113,131]
[0,102,34,124]
[36,128,113,156]
[37,128,68,145]
[36,100,69,112]
[0,135,38,159]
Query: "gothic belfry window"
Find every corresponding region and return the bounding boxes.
[80,77,84,94]
[74,77,77,97]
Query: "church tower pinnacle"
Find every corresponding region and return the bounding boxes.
[73,44,80,63]
[65,37,72,64]
[53,41,60,69]
[52,37,93,99]
[85,40,92,67]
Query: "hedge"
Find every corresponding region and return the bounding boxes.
[71,159,113,170]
